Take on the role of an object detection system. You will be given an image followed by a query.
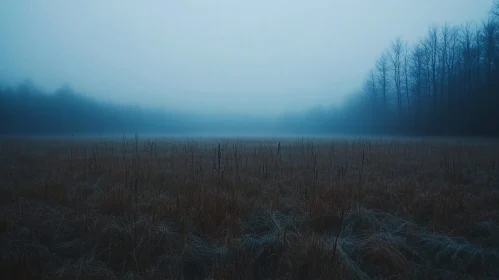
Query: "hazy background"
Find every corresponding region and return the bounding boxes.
[0,0,493,117]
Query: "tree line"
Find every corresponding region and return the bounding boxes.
[0,80,275,135]
[349,1,499,136]
[0,81,192,134]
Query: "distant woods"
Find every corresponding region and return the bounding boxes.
[0,81,186,134]
[351,1,499,136]
[0,81,272,135]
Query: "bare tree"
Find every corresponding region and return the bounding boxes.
[376,52,390,109]
[422,42,433,109]
[482,20,497,91]
[422,25,440,110]
[461,22,474,97]
[446,26,459,117]
[475,26,483,92]
[364,69,378,107]
[389,37,404,115]
[439,24,450,103]
[403,42,411,111]
[410,44,425,113]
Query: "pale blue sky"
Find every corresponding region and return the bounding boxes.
[0,0,493,116]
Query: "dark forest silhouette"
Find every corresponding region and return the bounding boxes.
[276,2,499,137]
[0,81,275,135]
[335,1,499,136]
[1,2,499,136]
[0,81,188,134]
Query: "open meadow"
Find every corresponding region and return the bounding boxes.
[1,136,499,279]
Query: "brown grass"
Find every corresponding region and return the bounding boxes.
[1,136,499,279]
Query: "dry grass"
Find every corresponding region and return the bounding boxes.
[1,136,499,279]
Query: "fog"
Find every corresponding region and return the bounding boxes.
[0,0,492,117]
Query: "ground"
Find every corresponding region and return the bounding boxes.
[1,136,498,279]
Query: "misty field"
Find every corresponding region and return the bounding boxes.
[1,136,499,279]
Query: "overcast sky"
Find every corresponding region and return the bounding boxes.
[0,0,493,116]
